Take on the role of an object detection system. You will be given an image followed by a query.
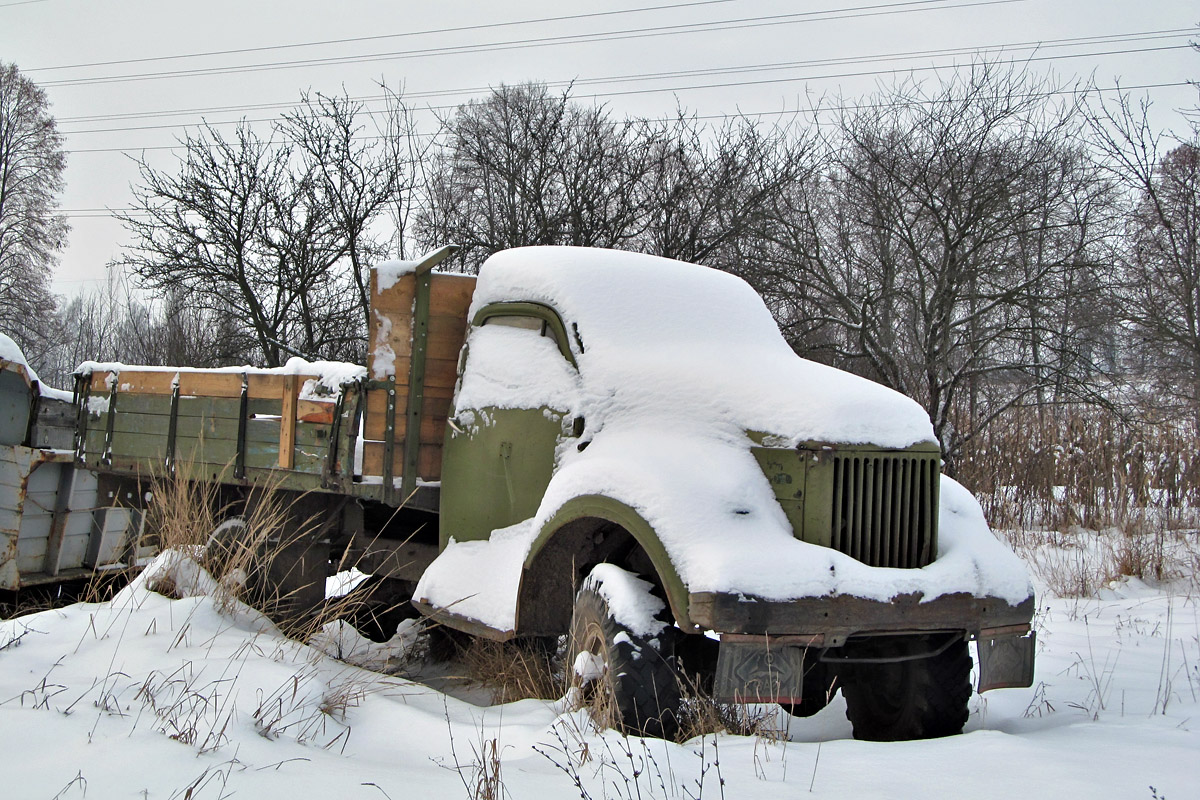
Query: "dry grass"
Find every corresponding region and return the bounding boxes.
[457,636,562,704]
[137,470,331,629]
[141,472,427,656]
[959,404,1200,596]
[676,682,784,742]
[957,405,1199,533]
[450,630,779,743]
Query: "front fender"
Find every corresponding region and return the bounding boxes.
[517,495,694,632]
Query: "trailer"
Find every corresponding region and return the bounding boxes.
[1,337,149,594]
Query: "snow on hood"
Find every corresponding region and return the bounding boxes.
[470,247,934,449]
[535,429,1031,606]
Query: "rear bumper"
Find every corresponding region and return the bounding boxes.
[689,589,1035,644]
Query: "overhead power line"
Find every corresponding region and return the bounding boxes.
[34,0,1024,88]
[55,27,1194,127]
[54,41,1193,138]
[28,0,746,72]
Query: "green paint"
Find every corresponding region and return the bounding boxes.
[439,406,566,546]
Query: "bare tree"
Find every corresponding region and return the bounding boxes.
[1090,91,1200,422]
[281,89,413,331]
[0,62,67,366]
[117,121,294,365]
[638,112,810,271]
[117,92,414,365]
[417,83,654,269]
[759,64,1109,467]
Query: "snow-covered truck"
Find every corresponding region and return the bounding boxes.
[2,246,1035,741]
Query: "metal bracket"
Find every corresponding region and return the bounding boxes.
[325,385,348,484]
[234,373,249,480]
[73,372,91,463]
[383,375,397,504]
[164,380,181,475]
[101,372,119,466]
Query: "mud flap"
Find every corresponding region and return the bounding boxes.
[976,630,1036,692]
[714,641,806,703]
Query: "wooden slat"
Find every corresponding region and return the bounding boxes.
[89,369,326,399]
[279,375,297,469]
[372,272,476,316]
[114,414,329,448]
[362,413,449,444]
[364,389,454,414]
[384,357,461,390]
[429,273,477,315]
[92,418,332,458]
[385,323,467,360]
[361,441,442,481]
[107,393,279,419]
[297,399,335,424]
[371,273,415,315]
[363,391,452,439]
[98,433,327,476]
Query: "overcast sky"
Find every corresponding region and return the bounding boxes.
[3,0,1197,295]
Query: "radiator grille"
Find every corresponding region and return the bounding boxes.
[829,453,939,569]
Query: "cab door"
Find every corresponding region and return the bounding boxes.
[438,303,581,547]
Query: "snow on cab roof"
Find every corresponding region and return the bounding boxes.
[471,246,935,449]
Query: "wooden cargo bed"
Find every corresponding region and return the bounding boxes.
[77,247,477,508]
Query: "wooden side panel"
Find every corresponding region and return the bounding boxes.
[362,389,452,442]
[363,269,475,484]
[81,368,356,486]
[361,441,443,482]
[372,271,476,316]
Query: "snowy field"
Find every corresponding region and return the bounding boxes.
[1,550,1197,800]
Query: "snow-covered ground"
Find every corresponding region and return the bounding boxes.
[1,551,1197,800]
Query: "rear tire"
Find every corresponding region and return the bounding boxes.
[567,565,681,739]
[840,636,972,741]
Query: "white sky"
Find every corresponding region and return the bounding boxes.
[3,0,1196,296]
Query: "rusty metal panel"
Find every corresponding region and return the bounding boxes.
[714,640,807,704]
[977,630,1037,692]
[0,444,34,589]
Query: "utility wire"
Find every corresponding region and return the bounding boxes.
[55,42,1193,137]
[27,0,746,72]
[35,0,1024,88]
[55,27,1195,126]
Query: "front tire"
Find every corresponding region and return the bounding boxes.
[567,564,681,739]
[840,636,972,741]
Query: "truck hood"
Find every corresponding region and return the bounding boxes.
[472,247,935,450]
